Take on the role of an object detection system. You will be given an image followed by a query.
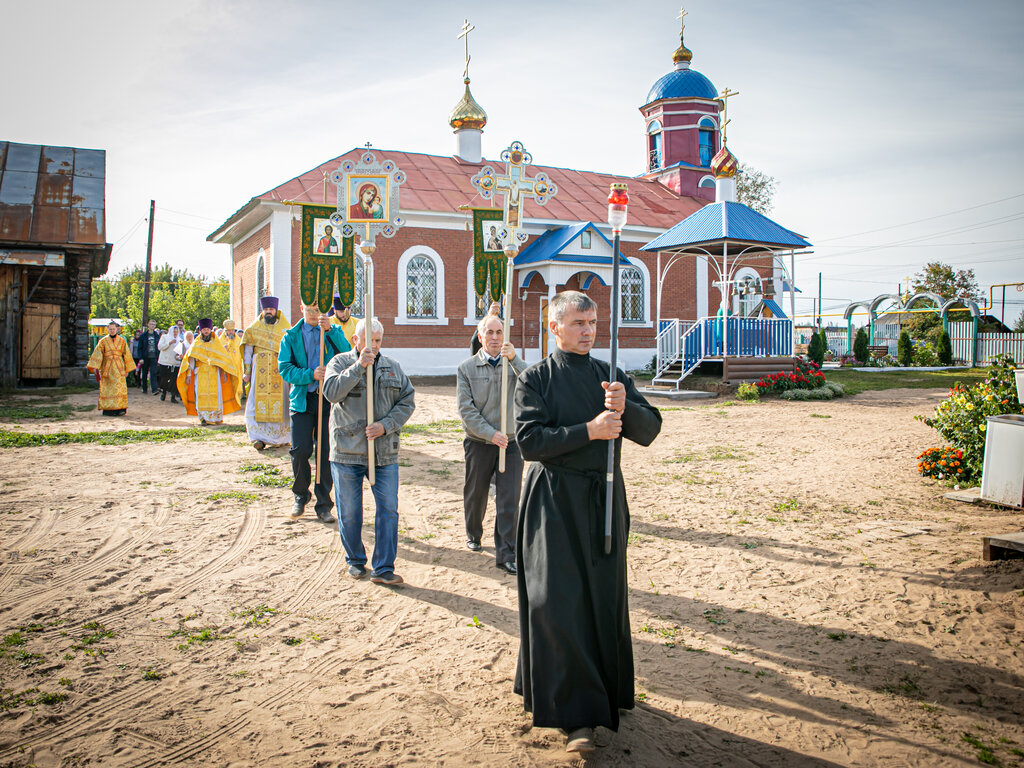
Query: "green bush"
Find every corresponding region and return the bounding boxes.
[823,381,845,396]
[919,354,1022,483]
[779,385,839,401]
[913,341,940,367]
[736,383,760,401]
[897,331,914,366]
[937,331,953,365]
[807,329,826,366]
[853,328,869,365]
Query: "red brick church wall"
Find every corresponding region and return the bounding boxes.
[231,223,270,328]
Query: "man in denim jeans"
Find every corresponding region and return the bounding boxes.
[322,318,415,586]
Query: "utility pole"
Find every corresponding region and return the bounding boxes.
[142,199,155,326]
[817,272,822,328]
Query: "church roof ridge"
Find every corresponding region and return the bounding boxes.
[210,147,710,241]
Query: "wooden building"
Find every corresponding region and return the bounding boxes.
[0,142,111,386]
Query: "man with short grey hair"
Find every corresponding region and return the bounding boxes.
[323,317,415,586]
[457,314,526,574]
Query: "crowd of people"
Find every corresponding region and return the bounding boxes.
[85,290,662,756]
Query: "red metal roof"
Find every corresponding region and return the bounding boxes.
[244,147,706,231]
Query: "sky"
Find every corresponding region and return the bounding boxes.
[4,0,1023,326]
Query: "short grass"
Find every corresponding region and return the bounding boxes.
[0,424,245,448]
[401,419,462,435]
[825,367,987,396]
[0,402,95,421]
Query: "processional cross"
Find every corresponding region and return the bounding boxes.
[469,142,556,471]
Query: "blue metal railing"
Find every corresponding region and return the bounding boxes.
[657,317,794,383]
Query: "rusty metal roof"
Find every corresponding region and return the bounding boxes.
[0,141,106,246]
[209,147,707,241]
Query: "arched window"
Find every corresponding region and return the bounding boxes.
[351,257,365,317]
[699,176,716,190]
[621,267,644,322]
[406,255,437,318]
[647,120,663,171]
[255,252,265,316]
[734,268,761,317]
[698,117,716,167]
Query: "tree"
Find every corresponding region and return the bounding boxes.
[736,163,777,215]
[937,330,953,366]
[853,327,869,363]
[905,261,982,341]
[1013,309,1024,332]
[807,329,825,366]
[897,331,914,366]
[90,263,230,331]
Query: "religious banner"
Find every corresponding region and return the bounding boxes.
[299,204,355,312]
[472,207,506,302]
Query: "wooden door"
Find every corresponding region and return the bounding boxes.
[540,298,549,358]
[21,302,61,379]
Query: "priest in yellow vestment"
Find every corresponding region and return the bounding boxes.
[241,296,290,450]
[87,320,136,416]
[217,319,245,404]
[176,318,241,425]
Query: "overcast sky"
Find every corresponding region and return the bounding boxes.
[4,0,1023,324]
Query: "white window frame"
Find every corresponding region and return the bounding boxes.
[733,266,761,317]
[396,245,448,325]
[620,258,653,327]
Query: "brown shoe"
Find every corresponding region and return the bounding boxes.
[566,727,595,754]
[369,571,404,586]
[252,440,266,451]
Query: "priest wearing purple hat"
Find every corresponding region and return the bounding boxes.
[177,318,242,425]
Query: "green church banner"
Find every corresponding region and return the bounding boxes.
[299,205,355,313]
[472,208,507,302]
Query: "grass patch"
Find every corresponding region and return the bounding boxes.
[663,445,747,463]
[0,425,244,448]
[401,419,462,435]
[246,472,291,488]
[207,490,260,502]
[0,402,95,421]
[231,604,278,628]
[962,732,1001,765]
[825,367,986,396]
[142,668,164,680]
[238,461,276,472]
[282,636,302,646]
[170,626,224,651]
[880,673,922,698]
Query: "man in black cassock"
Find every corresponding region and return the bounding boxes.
[513,290,662,755]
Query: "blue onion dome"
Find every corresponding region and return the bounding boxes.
[643,30,717,107]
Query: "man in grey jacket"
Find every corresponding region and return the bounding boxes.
[322,318,415,586]
[456,314,527,575]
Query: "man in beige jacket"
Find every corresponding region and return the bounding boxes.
[456,314,526,574]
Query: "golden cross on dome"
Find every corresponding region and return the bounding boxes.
[718,87,739,144]
[458,19,476,79]
[677,7,687,33]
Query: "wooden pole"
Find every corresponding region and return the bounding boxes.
[498,247,516,473]
[362,236,376,486]
[142,200,155,326]
[315,325,325,487]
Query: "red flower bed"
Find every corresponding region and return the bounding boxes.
[755,360,827,393]
[917,446,965,481]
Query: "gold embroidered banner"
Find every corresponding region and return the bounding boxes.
[300,204,355,312]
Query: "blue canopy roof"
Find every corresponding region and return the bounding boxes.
[640,201,811,251]
[761,298,787,318]
[515,223,631,267]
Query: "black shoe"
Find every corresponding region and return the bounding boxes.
[316,512,336,524]
[496,561,517,575]
[152,390,160,395]
[466,540,482,552]
[171,396,179,404]
[290,499,305,518]
[347,564,367,579]
[370,571,404,586]
[160,391,166,401]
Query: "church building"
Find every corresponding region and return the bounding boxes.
[209,21,775,374]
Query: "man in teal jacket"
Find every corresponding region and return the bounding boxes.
[278,302,351,521]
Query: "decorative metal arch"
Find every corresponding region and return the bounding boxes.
[869,293,903,315]
[939,297,981,321]
[903,291,944,310]
[843,301,872,321]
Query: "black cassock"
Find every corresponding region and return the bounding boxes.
[513,348,662,731]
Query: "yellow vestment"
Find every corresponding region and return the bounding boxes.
[331,315,359,347]
[176,335,242,419]
[217,330,245,403]
[87,334,136,411]
[241,313,289,424]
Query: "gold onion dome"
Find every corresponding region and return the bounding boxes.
[449,78,487,130]
[672,34,693,65]
[711,144,739,178]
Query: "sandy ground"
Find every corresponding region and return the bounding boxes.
[0,382,1022,768]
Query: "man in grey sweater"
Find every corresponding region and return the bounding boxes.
[322,318,415,586]
[456,314,527,574]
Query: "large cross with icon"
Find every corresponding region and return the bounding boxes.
[472,141,556,244]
